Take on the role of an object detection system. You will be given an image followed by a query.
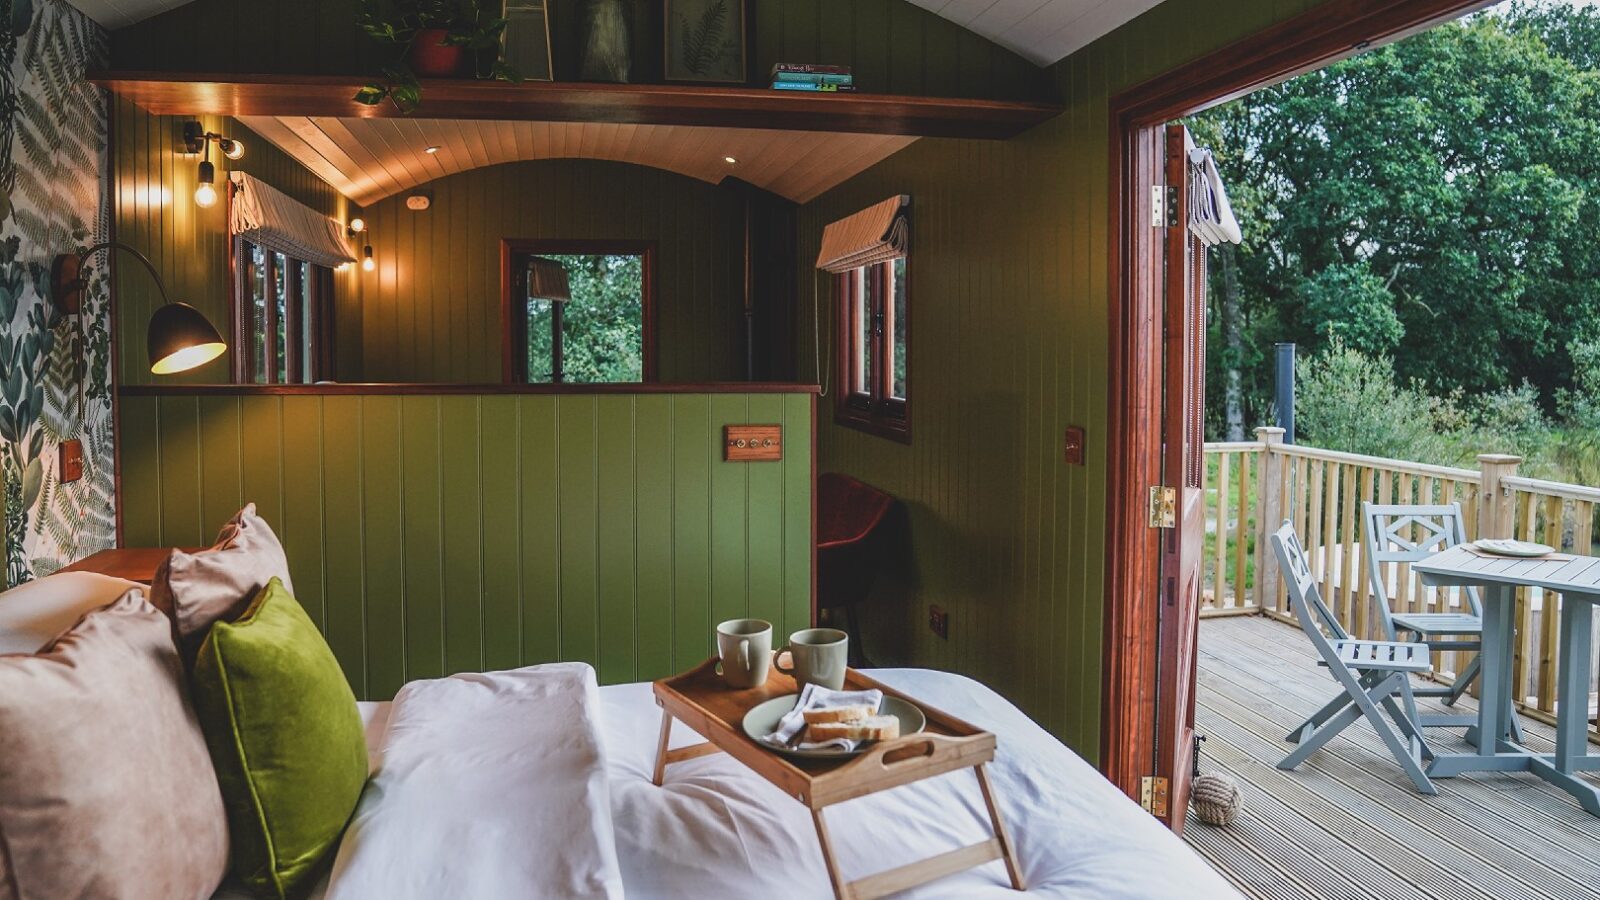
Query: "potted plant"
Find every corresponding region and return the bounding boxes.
[355,0,522,114]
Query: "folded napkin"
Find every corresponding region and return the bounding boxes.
[759,683,884,752]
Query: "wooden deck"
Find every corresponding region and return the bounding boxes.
[1187,614,1600,900]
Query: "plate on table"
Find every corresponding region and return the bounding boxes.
[1474,539,1556,558]
[743,694,926,760]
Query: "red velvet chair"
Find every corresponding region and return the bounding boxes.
[817,473,897,667]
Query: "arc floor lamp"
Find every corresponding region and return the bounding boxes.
[52,241,227,375]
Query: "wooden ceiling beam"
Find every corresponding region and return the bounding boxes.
[92,72,1061,140]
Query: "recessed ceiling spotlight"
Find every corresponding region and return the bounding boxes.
[723,156,737,165]
[425,146,441,154]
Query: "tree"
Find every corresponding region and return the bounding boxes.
[524,253,644,383]
[1190,3,1600,438]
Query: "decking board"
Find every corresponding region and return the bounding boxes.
[1188,615,1600,900]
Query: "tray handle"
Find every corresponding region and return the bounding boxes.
[856,732,978,772]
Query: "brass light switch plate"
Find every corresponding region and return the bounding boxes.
[59,439,84,483]
[724,425,782,462]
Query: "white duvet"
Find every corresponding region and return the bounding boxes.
[602,669,1239,899]
[266,666,1235,899]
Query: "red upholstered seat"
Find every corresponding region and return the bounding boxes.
[817,473,897,666]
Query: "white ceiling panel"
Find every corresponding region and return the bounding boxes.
[66,0,187,29]
[906,0,1163,65]
[237,116,918,207]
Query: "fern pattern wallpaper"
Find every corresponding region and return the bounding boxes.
[0,0,111,586]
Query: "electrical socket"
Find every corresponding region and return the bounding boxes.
[929,604,949,639]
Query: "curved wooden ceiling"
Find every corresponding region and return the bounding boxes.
[237,115,918,207]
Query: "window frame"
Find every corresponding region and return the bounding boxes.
[230,237,336,384]
[499,238,659,385]
[834,256,910,442]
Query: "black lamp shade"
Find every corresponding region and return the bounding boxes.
[148,302,227,375]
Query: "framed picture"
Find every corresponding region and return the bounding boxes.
[663,0,747,84]
[501,1,555,82]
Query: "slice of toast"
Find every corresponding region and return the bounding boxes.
[802,704,877,725]
[805,716,900,742]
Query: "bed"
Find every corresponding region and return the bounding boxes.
[256,667,1238,900]
[2,573,1233,899]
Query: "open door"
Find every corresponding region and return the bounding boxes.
[1152,122,1208,833]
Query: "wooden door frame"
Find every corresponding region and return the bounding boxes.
[1100,0,1496,801]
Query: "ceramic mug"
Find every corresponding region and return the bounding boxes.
[774,628,849,690]
[716,619,773,688]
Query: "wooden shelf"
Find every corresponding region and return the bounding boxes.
[92,72,1061,140]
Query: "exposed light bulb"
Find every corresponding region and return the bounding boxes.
[724,156,737,164]
[349,217,366,233]
[221,138,245,160]
[195,158,217,208]
[425,145,440,154]
[361,245,375,272]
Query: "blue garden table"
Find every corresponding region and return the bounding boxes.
[1413,544,1600,815]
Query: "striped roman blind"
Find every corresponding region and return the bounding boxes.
[815,195,910,273]
[229,172,356,267]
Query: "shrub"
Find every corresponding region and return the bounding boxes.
[1295,341,1460,464]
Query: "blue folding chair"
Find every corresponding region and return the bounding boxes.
[1271,521,1437,795]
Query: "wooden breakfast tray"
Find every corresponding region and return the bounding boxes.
[652,658,1024,899]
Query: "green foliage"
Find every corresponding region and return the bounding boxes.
[354,0,520,114]
[1554,336,1600,484]
[1192,3,1600,437]
[524,254,644,384]
[1295,262,1402,355]
[1462,381,1552,463]
[1296,342,1567,477]
[1296,341,1459,463]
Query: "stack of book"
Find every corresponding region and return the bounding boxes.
[771,64,855,92]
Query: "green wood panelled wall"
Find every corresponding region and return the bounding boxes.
[118,389,814,698]
[358,160,744,384]
[109,0,1047,101]
[112,96,362,385]
[795,0,1324,762]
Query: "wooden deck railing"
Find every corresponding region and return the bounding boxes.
[1202,428,1600,737]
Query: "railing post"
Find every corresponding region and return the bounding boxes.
[1478,454,1522,540]
[1255,427,1287,611]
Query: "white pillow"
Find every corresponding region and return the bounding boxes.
[0,572,144,655]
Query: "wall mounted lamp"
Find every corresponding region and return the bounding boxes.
[52,242,227,375]
[185,122,244,208]
[184,121,245,160]
[346,218,374,271]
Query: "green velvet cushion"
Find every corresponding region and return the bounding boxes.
[191,577,368,899]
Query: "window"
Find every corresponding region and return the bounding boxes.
[233,239,335,383]
[836,255,909,440]
[503,241,656,384]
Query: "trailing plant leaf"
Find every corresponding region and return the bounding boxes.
[355,0,521,112]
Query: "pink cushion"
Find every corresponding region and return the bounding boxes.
[150,503,295,662]
[0,589,229,900]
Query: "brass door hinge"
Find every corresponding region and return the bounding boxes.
[1152,185,1180,227]
[1140,775,1170,817]
[1148,486,1176,528]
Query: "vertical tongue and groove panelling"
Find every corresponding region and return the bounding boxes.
[118,390,813,700]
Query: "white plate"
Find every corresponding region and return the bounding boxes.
[1474,539,1556,558]
[742,693,926,760]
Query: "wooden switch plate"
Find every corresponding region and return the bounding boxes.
[1064,426,1086,466]
[724,425,782,462]
[58,439,84,483]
